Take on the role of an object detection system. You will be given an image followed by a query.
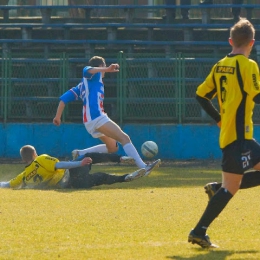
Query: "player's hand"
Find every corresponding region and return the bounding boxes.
[106,63,119,72]
[53,117,61,126]
[217,121,221,128]
[81,157,92,166]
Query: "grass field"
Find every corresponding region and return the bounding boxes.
[1,161,260,260]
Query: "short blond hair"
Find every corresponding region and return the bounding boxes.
[230,19,255,48]
[20,145,36,162]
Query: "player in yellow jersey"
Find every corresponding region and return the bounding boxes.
[0,145,146,189]
[188,19,260,248]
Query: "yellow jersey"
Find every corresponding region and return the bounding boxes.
[9,154,65,189]
[196,54,260,149]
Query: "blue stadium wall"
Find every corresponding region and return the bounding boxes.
[0,123,228,160]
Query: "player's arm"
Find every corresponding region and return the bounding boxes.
[246,61,260,104]
[53,100,65,126]
[196,95,221,124]
[83,64,119,76]
[55,157,92,169]
[196,64,220,125]
[53,86,80,126]
[8,171,26,189]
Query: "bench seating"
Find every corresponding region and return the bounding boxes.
[0,38,232,57]
[0,22,240,42]
[0,4,257,23]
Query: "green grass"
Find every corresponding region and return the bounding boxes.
[0,162,260,260]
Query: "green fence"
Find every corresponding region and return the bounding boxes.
[1,51,260,125]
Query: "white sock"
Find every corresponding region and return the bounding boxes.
[78,144,108,155]
[123,143,146,168]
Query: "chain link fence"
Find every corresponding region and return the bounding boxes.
[1,51,260,124]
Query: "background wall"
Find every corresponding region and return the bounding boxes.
[0,123,225,160]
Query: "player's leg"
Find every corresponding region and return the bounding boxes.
[72,143,110,159]
[99,135,119,153]
[75,152,123,164]
[72,136,118,158]
[90,168,146,186]
[69,165,93,188]
[90,172,125,186]
[189,142,244,248]
[76,144,109,154]
[205,169,260,200]
[82,115,160,174]
[189,171,239,248]
[72,116,119,158]
[97,120,147,169]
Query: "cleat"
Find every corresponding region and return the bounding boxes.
[124,168,146,182]
[188,230,219,249]
[72,149,79,160]
[204,182,218,201]
[144,159,161,176]
[120,156,135,164]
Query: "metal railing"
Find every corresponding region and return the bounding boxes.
[2,51,259,125]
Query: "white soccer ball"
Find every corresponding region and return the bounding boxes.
[141,141,158,158]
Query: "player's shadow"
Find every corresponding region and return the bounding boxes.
[166,249,259,260]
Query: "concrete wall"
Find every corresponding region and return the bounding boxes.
[0,123,225,160]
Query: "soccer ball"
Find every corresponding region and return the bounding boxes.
[141,141,158,158]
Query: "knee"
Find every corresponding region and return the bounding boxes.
[120,133,131,145]
[107,143,119,153]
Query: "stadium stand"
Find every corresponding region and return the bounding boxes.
[1,3,260,124]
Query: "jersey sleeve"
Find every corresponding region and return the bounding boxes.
[196,64,217,100]
[83,66,102,81]
[83,66,93,79]
[244,60,260,99]
[9,171,26,188]
[36,154,60,172]
[59,84,82,103]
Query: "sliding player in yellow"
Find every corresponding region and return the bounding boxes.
[0,145,146,189]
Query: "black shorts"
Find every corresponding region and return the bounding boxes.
[222,139,260,174]
[68,165,93,189]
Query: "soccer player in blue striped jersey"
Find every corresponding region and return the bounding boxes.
[188,19,260,248]
[53,56,160,176]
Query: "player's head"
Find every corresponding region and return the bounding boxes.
[20,145,37,163]
[89,56,106,78]
[229,19,255,49]
[88,56,106,67]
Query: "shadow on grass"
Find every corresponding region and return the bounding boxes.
[167,249,259,260]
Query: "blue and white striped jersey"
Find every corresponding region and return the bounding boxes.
[60,66,106,123]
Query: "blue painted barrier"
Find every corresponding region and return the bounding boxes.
[0,123,223,160]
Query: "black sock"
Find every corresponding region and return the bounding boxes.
[193,188,233,236]
[240,170,260,189]
[215,183,222,191]
[92,172,125,186]
[213,170,260,191]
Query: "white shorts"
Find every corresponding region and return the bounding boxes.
[84,114,111,138]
